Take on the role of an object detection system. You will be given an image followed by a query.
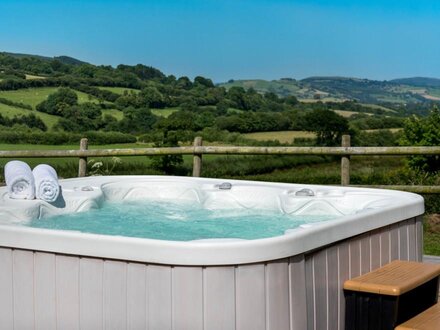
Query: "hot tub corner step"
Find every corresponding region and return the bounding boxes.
[343,260,440,330]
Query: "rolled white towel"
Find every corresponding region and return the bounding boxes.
[33,164,60,202]
[4,160,35,200]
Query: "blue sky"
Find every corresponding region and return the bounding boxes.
[1,0,439,82]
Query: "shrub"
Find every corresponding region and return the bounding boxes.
[0,128,136,145]
[400,107,440,172]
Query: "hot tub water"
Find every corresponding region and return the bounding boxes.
[27,200,337,241]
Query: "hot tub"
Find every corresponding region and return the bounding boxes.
[0,176,424,330]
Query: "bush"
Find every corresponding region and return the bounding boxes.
[0,127,136,145]
[201,155,328,178]
[0,97,33,110]
[150,131,185,175]
[353,129,401,146]
[400,107,440,172]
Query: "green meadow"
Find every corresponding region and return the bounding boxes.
[0,87,100,109]
[97,86,140,95]
[0,103,59,129]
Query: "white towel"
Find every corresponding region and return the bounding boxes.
[4,160,35,200]
[33,164,60,202]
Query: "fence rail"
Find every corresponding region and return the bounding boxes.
[1,146,440,158]
[1,136,439,194]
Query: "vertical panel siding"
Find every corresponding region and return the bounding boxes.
[34,252,56,330]
[289,255,307,330]
[370,230,381,271]
[380,227,390,266]
[407,218,417,261]
[203,266,236,330]
[56,255,80,329]
[415,216,424,262]
[0,248,13,329]
[172,267,203,330]
[349,239,361,278]
[13,249,35,330]
[327,246,339,330]
[127,263,147,330]
[390,223,400,261]
[360,234,371,275]
[148,265,172,330]
[265,259,290,330]
[235,264,266,330]
[337,242,350,330]
[103,260,127,330]
[399,221,409,260]
[80,257,103,330]
[304,255,315,330]
[314,250,328,330]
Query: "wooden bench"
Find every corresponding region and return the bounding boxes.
[395,303,440,330]
[344,260,440,330]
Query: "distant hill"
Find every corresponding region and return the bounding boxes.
[1,50,439,105]
[220,76,440,104]
[390,77,440,88]
[1,52,88,66]
[53,55,88,66]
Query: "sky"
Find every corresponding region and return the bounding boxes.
[1,0,440,82]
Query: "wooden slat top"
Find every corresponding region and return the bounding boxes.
[343,260,440,296]
[395,303,440,330]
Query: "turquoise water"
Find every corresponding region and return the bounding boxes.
[28,201,337,241]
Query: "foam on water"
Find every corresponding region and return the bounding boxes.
[27,200,337,241]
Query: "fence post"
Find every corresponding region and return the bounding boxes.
[78,138,88,177]
[341,135,350,186]
[192,136,202,177]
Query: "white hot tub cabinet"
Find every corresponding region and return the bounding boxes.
[0,176,424,330]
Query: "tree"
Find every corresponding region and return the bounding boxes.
[400,106,440,172]
[55,103,102,132]
[36,88,78,116]
[140,86,166,108]
[176,76,192,89]
[194,76,214,88]
[304,109,349,145]
[227,86,247,110]
[155,111,200,131]
[118,107,157,133]
[150,131,184,174]
[285,95,299,106]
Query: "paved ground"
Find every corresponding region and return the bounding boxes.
[424,255,440,264]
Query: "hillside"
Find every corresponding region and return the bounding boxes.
[0,50,433,146]
[220,76,440,104]
[390,77,440,88]
[1,52,87,66]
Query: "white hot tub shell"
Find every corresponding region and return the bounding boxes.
[0,176,425,330]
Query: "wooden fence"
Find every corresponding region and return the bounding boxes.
[1,135,439,194]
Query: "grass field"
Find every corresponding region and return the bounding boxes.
[243,131,316,143]
[334,110,373,118]
[364,128,403,133]
[25,74,46,80]
[101,109,124,120]
[360,103,396,112]
[0,103,59,129]
[426,87,440,98]
[299,97,347,103]
[151,108,179,117]
[97,86,140,95]
[0,87,99,109]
